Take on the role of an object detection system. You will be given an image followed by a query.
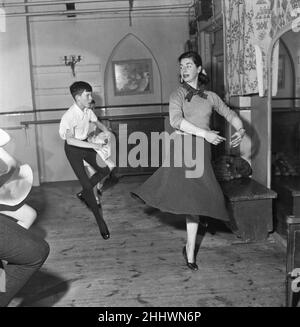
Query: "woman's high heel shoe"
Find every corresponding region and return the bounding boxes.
[182,246,198,271]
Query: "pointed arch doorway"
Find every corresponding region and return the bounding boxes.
[102,33,165,175]
[104,33,163,114]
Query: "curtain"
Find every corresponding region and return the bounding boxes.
[223,0,300,97]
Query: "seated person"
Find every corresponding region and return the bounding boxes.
[0,214,49,307]
[0,128,36,229]
[0,128,49,307]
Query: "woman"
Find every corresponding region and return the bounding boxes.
[131,51,245,271]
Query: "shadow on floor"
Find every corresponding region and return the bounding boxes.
[142,206,235,257]
[16,270,73,307]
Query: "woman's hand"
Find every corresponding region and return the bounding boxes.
[103,130,113,142]
[230,128,245,148]
[204,130,226,145]
[98,132,110,144]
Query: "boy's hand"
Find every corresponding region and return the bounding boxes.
[103,130,112,141]
[98,132,109,144]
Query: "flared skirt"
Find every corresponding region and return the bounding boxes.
[131,134,229,221]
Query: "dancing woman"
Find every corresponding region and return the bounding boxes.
[131,51,245,271]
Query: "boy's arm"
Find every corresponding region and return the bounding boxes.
[65,129,103,150]
[94,120,111,134]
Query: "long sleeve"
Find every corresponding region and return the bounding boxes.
[169,89,185,129]
[208,92,238,123]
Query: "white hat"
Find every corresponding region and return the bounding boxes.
[0,128,10,147]
[0,164,33,208]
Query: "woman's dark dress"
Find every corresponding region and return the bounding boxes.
[131,86,238,221]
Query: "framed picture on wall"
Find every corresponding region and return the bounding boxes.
[112,59,153,96]
[278,55,285,89]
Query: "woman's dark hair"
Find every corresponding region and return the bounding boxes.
[70,81,93,99]
[178,51,209,85]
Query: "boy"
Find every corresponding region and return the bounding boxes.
[59,81,116,240]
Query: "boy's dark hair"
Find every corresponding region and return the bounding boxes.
[69,81,93,99]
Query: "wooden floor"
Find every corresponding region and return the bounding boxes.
[9,175,287,307]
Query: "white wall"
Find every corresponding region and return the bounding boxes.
[0,17,33,111]
[30,15,188,110]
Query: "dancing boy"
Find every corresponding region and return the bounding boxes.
[59,81,114,240]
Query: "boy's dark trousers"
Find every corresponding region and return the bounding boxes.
[64,142,110,233]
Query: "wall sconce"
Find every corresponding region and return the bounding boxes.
[64,55,82,77]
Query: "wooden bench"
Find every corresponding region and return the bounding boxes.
[220,178,277,242]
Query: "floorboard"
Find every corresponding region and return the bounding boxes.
[8,176,287,307]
